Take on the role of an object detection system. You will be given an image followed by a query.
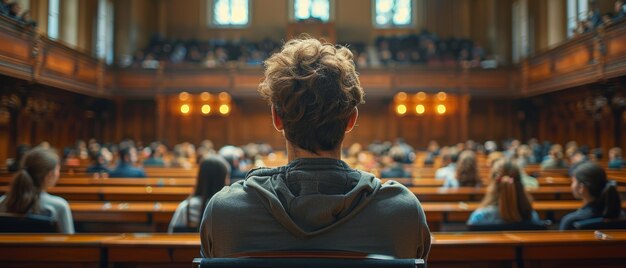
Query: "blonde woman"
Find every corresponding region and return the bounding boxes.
[467,159,541,225]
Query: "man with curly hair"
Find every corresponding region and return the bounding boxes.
[200,37,431,259]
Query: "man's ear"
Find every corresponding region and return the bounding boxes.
[345,107,359,133]
[271,105,284,131]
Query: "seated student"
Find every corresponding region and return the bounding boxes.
[560,163,624,230]
[608,147,624,169]
[143,143,166,167]
[200,38,431,259]
[435,148,459,182]
[467,159,542,226]
[446,150,481,188]
[541,144,568,169]
[85,152,110,175]
[109,147,146,178]
[0,148,74,233]
[8,144,30,173]
[380,146,412,178]
[218,145,247,182]
[568,149,588,176]
[169,156,229,233]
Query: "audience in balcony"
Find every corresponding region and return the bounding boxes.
[0,1,36,28]
[125,30,496,69]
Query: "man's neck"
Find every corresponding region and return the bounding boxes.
[286,142,341,162]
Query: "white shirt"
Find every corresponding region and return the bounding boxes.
[0,192,75,234]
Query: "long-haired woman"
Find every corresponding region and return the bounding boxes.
[168,156,230,232]
[560,162,624,230]
[467,159,541,225]
[0,148,74,233]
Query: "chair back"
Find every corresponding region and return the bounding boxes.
[193,258,424,268]
[193,251,425,268]
[0,213,57,233]
[573,217,626,230]
[467,220,550,231]
[172,225,199,233]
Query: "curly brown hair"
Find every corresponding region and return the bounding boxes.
[258,38,365,153]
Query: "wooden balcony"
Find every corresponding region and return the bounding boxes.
[522,19,626,96]
[1,15,625,99]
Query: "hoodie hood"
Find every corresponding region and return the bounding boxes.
[244,158,381,239]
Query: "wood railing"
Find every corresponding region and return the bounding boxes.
[522,19,626,96]
[1,15,626,99]
[0,16,106,97]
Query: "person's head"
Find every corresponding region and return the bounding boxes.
[570,150,586,165]
[118,147,132,164]
[549,144,563,159]
[194,156,230,203]
[388,145,407,163]
[487,151,504,168]
[442,148,459,166]
[616,0,624,12]
[609,147,622,160]
[456,150,481,187]
[571,162,622,218]
[481,159,533,223]
[258,37,364,155]
[90,151,106,165]
[1,148,60,214]
[13,144,31,165]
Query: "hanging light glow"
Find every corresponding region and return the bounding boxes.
[415,104,425,114]
[437,92,447,101]
[219,104,230,115]
[200,92,212,101]
[395,92,408,102]
[396,104,407,115]
[180,104,190,114]
[437,104,446,114]
[179,92,190,101]
[218,92,231,102]
[415,92,427,101]
[201,104,211,115]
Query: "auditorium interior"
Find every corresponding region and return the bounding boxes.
[1,0,626,267]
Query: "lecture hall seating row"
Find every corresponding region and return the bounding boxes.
[66,200,626,232]
[1,231,625,268]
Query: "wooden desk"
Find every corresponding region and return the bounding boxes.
[1,231,626,267]
[0,234,121,268]
[0,186,192,201]
[0,177,197,187]
[408,186,585,202]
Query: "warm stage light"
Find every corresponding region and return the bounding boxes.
[396,104,407,115]
[218,92,231,102]
[437,92,447,101]
[219,104,230,115]
[394,92,408,102]
[180,104,190,114]
[179,92,190,101]
[415,92,426,101]
[437,104,446,114]
[415,104,425,114]
[200,92,212,101]
[201,104,211,114]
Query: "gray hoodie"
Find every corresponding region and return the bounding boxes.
[200,158,431,259]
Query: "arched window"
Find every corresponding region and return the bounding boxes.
[48,0,60,39]
[210,0,250,27]
[373,0,414,28]
[293,0,331,22]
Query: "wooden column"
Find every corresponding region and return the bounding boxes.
[458,94,471,143]
[114,98,124,142]
[155,94,166,142]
